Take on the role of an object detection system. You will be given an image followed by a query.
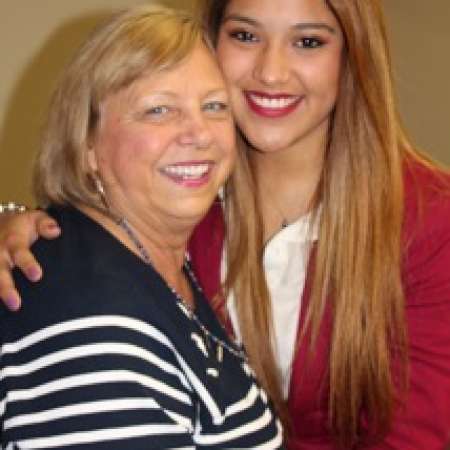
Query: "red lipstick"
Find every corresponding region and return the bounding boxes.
[245,91,303,118]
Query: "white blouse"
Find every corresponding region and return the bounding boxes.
[224,212,319,398]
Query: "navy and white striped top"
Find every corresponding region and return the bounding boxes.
[0,206,283,449]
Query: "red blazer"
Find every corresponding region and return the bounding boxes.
[188,161,450,450]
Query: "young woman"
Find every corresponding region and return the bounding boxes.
[1,0,450,449]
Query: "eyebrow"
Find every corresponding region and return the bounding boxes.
[222,14,336,34]
[293,23,336,34]
[156,88,227,97]
[138,88,228,101]
[204,88,228,97]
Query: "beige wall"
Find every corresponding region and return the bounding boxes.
[0,0,194,205]
[1,1,449,205]
[384,1,450,164]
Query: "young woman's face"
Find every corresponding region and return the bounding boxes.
[216,0,344,154]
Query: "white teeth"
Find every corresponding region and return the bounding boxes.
[249,94,299,109]
[163,164,210,179]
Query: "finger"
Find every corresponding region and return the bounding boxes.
[35,214,61,240]
[12,248,43,282]
[5,233,43,282]
[0,269,22,311]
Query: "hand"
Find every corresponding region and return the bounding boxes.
[0,210,61,310]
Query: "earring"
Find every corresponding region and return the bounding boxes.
[91,173,108,207]
[94,176,105,198]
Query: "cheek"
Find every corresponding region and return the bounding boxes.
[324,51,343,89]
[302,52,342,100]
[224,135,237,169]
[96,128,161,178]
[214,122,237,172]
[216,41,248,85]
[219,123,236,151]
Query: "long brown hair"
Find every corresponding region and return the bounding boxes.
[204,0,433,446]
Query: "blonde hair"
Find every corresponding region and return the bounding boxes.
[34,3,206,209]
[206,0,437,446]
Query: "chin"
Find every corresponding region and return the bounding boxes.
[246,134,292,154]
[238,124,287,153]
[172,197,216,223]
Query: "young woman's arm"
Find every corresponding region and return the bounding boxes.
[0,209,60,309]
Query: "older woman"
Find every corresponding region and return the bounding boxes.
[0,4,283,449]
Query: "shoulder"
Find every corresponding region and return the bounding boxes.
[403,158,450,243]
[17,205,110,279]
[402,158,450,305]
[3,206,163,333]
[7,206,92,316]
[404,157,450,214]
[10,206,116,298]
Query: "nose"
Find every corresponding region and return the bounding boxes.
[177,112,213,149]
[253,43,290,86]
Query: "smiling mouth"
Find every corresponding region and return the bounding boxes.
[163,163,211,178]
[249,93,300,108]
[161,162,213,186]
[245,91,303,117]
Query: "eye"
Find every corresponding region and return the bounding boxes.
[203,101,229,113]
[141,104,178,122]
[229,30,258,43]
[145,105,170,116]
[295,37,324,49]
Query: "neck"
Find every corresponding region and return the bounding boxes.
[249,129,326,240]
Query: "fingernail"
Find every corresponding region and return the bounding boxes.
[48,224,61,234]
[6,296,20,311]
[27,267,41,281]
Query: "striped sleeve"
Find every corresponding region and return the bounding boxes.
[1,315,197,449]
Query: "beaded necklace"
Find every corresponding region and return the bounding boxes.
[116,217,247,363]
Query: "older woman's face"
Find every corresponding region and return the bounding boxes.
[88,41,235,228]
